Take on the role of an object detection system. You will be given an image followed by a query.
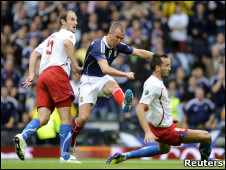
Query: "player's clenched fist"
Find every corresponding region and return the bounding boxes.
[126,72,135,80]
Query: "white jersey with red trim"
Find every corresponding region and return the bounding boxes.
[139,75,173,128]
[35,29,76,77]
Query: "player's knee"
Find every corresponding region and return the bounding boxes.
[203,131,212,144]
[78,116,89,126]
[39,117,50,126]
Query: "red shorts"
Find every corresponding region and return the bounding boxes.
[36,66,75,112]
[149,123,188,146]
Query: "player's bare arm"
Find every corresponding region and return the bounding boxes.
[132,48,155,60]
[136,103,158,143]
[64,39,83,75]
[98,59,135,80]
[22,51,41,88]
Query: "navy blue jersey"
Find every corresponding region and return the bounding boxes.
[82,37,134,77]
[184,98,215,125]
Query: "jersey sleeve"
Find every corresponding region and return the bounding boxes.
[34,41,45,55]
[118,42,134,54]
[63,31,76,46]
[90,41,107,61]
[139,84,159,105]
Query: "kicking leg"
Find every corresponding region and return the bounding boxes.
[183,129,212,160]
[102,80,133,112]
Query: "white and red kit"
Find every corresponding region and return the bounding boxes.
[140,75,188,146]
[34,29,76,111]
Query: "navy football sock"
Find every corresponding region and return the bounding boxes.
[199,143,212,160]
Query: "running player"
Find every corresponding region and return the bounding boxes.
[106,53,213,164]
[70,22,156,154]
[13,11,82,163]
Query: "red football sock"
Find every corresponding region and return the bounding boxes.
[71,118,84,147]
[113,87,125,106]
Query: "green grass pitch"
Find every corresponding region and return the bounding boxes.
[1,158,225,169]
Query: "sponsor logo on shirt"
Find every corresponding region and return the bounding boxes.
[145,90,149,95]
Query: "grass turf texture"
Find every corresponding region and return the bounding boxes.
[1,158,225,169]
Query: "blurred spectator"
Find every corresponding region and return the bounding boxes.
[149,19,163,52]
[182,87,216,130]
[1,86,18,129]
[12,2,31,32]
[17,67,31,126]
[75,36,92,65]
[124,18,149,44]
[77,1,89,34]
[33,15,43,31]
[1,58,21,88]
[210,66,225,111]
[189,3,213,62]
[86,12,99,33]
[95,1,111,32]
[193,64,211,98]
[39,28,51,43]
[175,67,188,97]
[125,44,146,97]
[1,1,14,27]
[208,1,225,33]
[180,75,197,108]
[120,96,143,136]
[215,32,225,56]
[112,54,131,92]
[162,1,195,18]
[168,4,189,53]
[205,45,224,78]
[167,79,183,126]
[120,1,135,21]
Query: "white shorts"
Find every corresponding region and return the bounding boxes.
[78,74,116,106]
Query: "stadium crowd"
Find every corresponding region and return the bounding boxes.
[1,1,225,145]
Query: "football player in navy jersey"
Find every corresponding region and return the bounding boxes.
[71,22,155,155]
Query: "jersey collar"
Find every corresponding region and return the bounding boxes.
[103,36,113,49]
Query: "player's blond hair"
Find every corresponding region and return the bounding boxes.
[109,22,125,33]
[59,10,75,26]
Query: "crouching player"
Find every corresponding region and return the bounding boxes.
[106,53,213,164]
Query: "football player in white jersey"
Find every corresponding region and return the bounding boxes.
[107,53,213,164]
[13,10,82,163]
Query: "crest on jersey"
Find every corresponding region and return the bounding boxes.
[114,51,117,57]
[145,90,149,95]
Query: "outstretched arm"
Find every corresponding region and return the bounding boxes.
[98,59,135,80]
[132,48,155,60]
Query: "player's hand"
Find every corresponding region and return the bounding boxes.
[173,117,178,124]
[144,131,158,143]
[126,72,135,80]
[22,75,34,88]
[73,66,83,75]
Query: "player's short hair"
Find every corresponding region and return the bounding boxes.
[150,53,168,72]
[109,22,125,33]
[59,10,75,26]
